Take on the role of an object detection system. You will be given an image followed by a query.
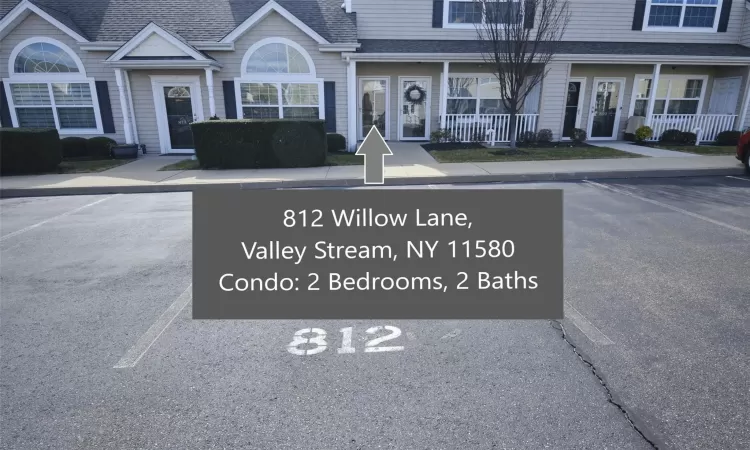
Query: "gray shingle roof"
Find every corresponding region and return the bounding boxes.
[1,0,358,43]
[358,40,750,58]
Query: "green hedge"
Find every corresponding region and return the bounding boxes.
[61,137,89,158]
[0,128,62,175]
[86,137,117,159]
[191,119,327,169]
[715,130,741,146]
[327,133,346,152]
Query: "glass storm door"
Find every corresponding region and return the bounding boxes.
[163,86,196,150]
[359,78,388,140]
[563,80,583,138]
[399,77,430,140]
[588,80,623,140]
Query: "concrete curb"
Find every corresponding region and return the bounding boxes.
[0,166,745,198]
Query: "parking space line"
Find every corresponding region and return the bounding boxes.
[0,195,119,243]
[584,180,750,236]
[114,284,192,369]
[726,176,750,182]
[565,301,614,346]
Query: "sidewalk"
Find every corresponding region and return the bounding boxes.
[1,154,745,198]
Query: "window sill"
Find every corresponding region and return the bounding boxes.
[642,26,718,33]
[59,129,104,135]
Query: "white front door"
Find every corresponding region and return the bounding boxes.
[708,77,741,115]
[150,75,204,154]
[398,76,431,141]
[358,77,389,140]
[587,78,625,140]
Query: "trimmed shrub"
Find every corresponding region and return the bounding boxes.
[537,129,553,143]
[659,129,682,144]
[634,125,653,143]
[327,133,346,152]
[679,131,697,146]
[86,137,117,159]
[61,136,89,158]
[469,129,485,144]
[715,130,741,146]
[571,128,587,144]
[0,128,62,175]
[191,119,327,169]
[518,131,537,146]
[430,128,457,143]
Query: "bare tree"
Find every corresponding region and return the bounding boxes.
[473,0,570,149]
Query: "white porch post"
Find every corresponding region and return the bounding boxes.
[205,68,216,118]
[114,68,133,144]
[440,61,449,129]
[124,71,138,144]
[737,64,750,131]
[347,58,357,152]
[644,63,661,127]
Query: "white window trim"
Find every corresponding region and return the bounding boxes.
[235,37,324,120]
[446,74,540,115]
[4,37,103,134]
[443,0,523,29]
[643,0,723,33]
[628,74,709,117]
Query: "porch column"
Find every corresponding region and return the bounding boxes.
[644,63,661,127]
[205,68,216,118]
[124,71,139,144]
[114,68,133,145]
[440,61,449,129]
[737,64,750,131]
[347,58,357,152]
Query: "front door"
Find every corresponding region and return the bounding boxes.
[151,76,204,154]
[399,77,430,140]
[563,78,585,139]
[708,77,741,115]
[587,79,624,140]
[358,77,389,140]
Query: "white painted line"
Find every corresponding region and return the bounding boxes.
[440,329,462,340]
[584,180,750,236]
[114,284,192,368]
[564,301,614,346]
[726,176,750,182]
[0,195,118,243]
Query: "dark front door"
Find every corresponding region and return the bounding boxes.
[163,86,195,150]
[562,81,581,138]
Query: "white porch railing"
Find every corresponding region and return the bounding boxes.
[443,114,539,143]
[649,114,738,143]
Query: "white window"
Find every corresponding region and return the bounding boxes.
[3,37,102,133]
[236,38,324,120]
[644,0,722,31]
[446,76,539,114]
[630,75,707,117]
[444,0,522,28]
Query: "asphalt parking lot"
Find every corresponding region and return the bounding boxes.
[1,175,748,450]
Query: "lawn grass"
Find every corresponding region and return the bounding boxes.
[159,159,201,171]
[656,145,736,156]
[428,146,642,163]
[326,151,362,166]
[58,159,134,173]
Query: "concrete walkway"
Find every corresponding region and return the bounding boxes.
[1,154,744,198]
[384,141,437,165]
[590,141,700,158]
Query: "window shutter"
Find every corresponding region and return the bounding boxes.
[0,82,13,128]
[433,0,444,28]
[632,0,647,30]
[324,81,336,132]
[95,81,116,133]
[223,80,237,119]
[717,0,731,32]
[524,1,536,29]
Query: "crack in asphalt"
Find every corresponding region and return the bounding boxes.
[550,320,659,450]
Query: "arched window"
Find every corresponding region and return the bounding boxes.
[4,37,102,133]
[235,38,323,120]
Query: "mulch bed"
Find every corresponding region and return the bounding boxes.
[421,142,487,151]
[422,141,594,151]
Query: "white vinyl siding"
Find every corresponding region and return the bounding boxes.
[350,0,744,43]
[0,13,123,140]
[537,62,569,139]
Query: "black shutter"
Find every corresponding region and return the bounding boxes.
[433,0,444,28]
[223,80,237,119]
[632,0,647,30]
[524,0,536,29]
[324,81,336,132]
[0,82,13,128]
[717,0,731,32]
[95,81,115,133]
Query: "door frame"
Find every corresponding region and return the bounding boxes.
[708,76,741,115]
[398,76,431,141]
[150,75,204,154]
[562,77,586,140]
[357,76,390,141]
[587,77,625,141]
